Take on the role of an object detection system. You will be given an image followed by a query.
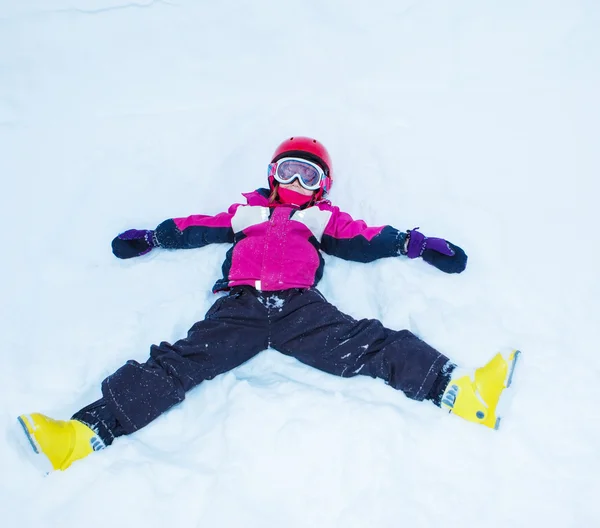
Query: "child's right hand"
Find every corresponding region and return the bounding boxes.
[111,229,158,259]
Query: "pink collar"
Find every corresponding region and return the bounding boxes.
[277,187,313,207]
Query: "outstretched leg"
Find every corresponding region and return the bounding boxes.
[19,288,269,470]
[269,288,451,401]
[93,288,268,436]
[269,289,521,430]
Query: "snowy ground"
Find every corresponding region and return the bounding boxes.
[1,0,599,526]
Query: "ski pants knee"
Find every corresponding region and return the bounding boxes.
[99,287,449,434]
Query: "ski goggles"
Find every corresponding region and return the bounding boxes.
[268,157,326,191]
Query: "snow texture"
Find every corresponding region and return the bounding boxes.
[1,0,599,526]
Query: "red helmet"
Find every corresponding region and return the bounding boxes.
[270,136,333,198]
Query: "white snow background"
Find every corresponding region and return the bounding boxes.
[1,0,599,527]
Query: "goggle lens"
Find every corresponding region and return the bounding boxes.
[270,158,324,191]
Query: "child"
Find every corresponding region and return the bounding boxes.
[18,136,519,472]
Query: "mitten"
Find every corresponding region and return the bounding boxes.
[405,228,467,274]
[111,229,158,259]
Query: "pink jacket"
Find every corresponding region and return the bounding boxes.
[154,189,406,292]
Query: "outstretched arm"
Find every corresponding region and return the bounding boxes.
[319,205,407,263]
[319,205,467,273]
[154,209,236,249]
[111,204,239,259]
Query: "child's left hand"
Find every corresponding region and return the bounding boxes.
[405,228,467,274]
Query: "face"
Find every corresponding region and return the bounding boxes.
[278,181,315,196]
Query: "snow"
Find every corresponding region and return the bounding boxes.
[1,0,599,526]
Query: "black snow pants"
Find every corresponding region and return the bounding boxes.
[75,287,449,440]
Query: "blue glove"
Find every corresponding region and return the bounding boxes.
[112,229,158,259]
[405,228,467,274]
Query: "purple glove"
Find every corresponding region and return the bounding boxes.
[111,229,158,259]
[405,228,467,274]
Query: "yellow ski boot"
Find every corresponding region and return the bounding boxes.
[441,350,521,430]
[17,413,104,472]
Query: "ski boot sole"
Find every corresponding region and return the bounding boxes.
[17,414,54,474]
[494,349,522,430]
